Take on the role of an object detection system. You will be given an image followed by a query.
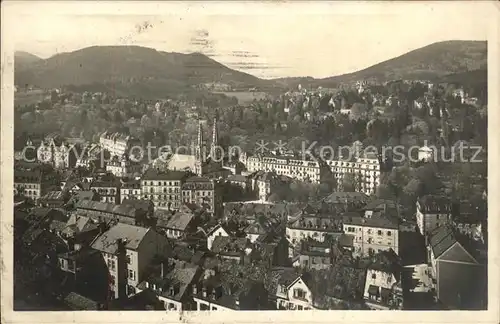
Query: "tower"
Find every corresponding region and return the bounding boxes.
[194,120,205,176]
[210,117,221,164]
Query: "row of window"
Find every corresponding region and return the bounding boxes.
[147,187,180,194]
[142,181,180,186]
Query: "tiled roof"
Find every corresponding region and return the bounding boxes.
[157,210,195,231]
[142,168,187,181]
[342,214,399,230]
[418,195,452,213]
[121,198,153,212]
[138,260,200,302]
[41,191,64,200]
[91,223,149,253]
[75,200,137,218]
[428,225,469,259]
[211,236,250,255]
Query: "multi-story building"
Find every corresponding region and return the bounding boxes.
[120,178,142,202]
[427,225,486,309]
[342,213,400,257]
[141,169,188,210]
[250,171,282,201]
[106,155,142,178]
[91,223,170,299]
[363,250,404,310]
[286,210,344,248]
[14,169,48,201]
[246,153,331,184]
[99,131,140,158]
[274,272,314,310]
[324,154,381,195]
[136,259,202,311]
[245,151,381,195]
[181,176,220,216]
[416,195,452,236]
[91,177,121,204]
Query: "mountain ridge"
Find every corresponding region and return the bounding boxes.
[15,40,487,94]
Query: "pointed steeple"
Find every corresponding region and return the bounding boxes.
[196,119,204,161]
[210,116,220,162]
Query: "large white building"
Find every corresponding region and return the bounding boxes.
[246,154,331,184]
[245,152,381,195]
[99,131,139,158]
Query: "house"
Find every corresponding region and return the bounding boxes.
[61,214,100,238]
[286,210,344,247]
[14,169,48,201]
[244,222,267,243]
[74,200,139,226]
[274,272,314,310]
[39,190,66,208]
[206,224,230,250]
[342,212,400,257]
[120,178,142,203]
[363,249,404,310]
[192,276,268,311]
[416,195,452,236]
[295,240,334,271]
[99,131,140,157]
[426,225,486,309]
[106,154,142,178]
[211,236,251,264]
[67,190,100,206]
[181,176,221,216]
[156,206,197,239]
[91,177,121,204]
[141,169,188,210]
[58,247,110,303]
[91,223,170,299]
[121,198,155,227]
[136,258,202,311]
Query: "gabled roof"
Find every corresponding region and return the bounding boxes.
[91,223,150,253]
[428,225,478,263]
[158,210,195,231]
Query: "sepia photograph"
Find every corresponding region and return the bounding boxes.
[1,1,499,323]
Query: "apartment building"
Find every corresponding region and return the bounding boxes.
[342,213,400,257]
[274,271,314,310]
[99,131,140,157]
[91,178,121,204]
[14,169,48,201]
[91,223,169,299]
[106,155,142,178]
[120,178,142,203]
[141,169,188,210]
[181,176,220,215]
[416,195,452,236]
[324,155,381,195]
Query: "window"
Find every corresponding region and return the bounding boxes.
[387,231,392,236]
[377,230,382,236]
[294,289,306,299]
[372,273,376,279]
[126,255,131,264]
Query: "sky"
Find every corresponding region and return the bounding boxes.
[7,2,491,79]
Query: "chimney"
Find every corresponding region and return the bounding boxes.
[202,286,207,298]
[192,284,198,295]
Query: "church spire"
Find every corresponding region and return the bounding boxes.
[196,119,204,161]
[210,116,220,162]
